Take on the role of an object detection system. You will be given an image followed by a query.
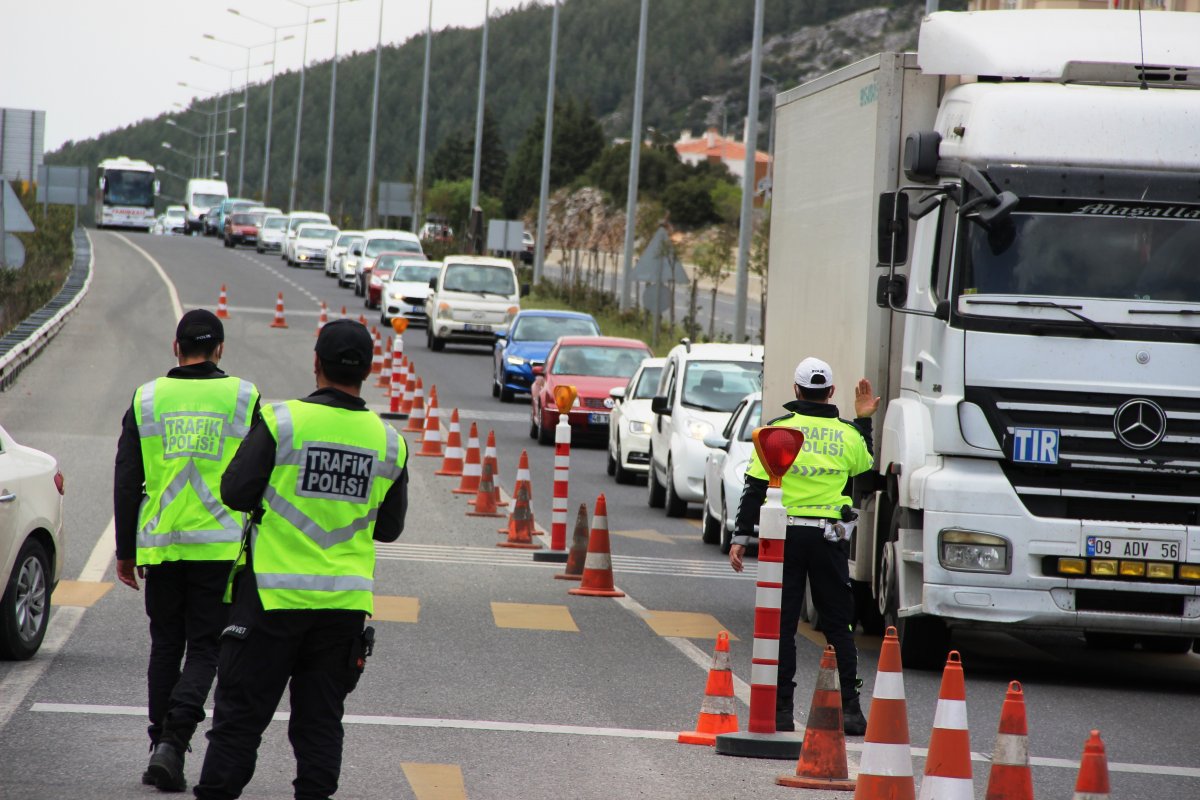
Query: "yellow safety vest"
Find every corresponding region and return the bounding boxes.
[135,375,259,565]
[253,400,407,613]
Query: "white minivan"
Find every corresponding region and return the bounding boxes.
[183,178,229,235]
[283,211,332,263]
[425,256,526,351]
[647,341,763,517]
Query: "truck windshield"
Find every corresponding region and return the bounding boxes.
[193,193,225,209]
[960,201,1200,304]
[681,361,762,412]
[442,264,516,296]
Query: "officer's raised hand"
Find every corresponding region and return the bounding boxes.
[854,378,880,418]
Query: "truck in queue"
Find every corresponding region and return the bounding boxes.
[764,9,1200,666]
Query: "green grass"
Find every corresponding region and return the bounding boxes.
[520,292,689,357]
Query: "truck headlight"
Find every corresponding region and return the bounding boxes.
[685,419,714,441]
[628,420,650,435]
[437,302,452,320]
[506,356,527,366]
[939,529,1010,573]
[505,305,519,325]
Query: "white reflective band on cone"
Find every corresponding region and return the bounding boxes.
[555,456,570,469]
[583,552,611,571]
[757,560,784,583]
[917,774,972,799]
[699,695,736,715]
[464,463,482,477]
[859,742,914,776]
[483,447,495,459]
[873,670,907,700]
[750,663,777,686]
[932,699,968,730]
[592,516,607,528]
[447,447,463,458]
[516,469,530,481]
[552,512,567,525]
[1073,793,1108,800]
[751,638,779,661]
[754,585,782,608]
[992,732,1029,765]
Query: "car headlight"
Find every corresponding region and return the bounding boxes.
[437,302,452,320]
[938,529,1010,573]
[506,355,527,366]
[628,420,651,434]
[345,259,357,270]
[685,419,714,441]
[390,290,404,300]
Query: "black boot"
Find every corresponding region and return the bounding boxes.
[146,742,187,792]
[142,741,158,786]
[775,696,795,732]
[842,694,867,736]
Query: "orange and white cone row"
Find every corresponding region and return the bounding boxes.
[403,378,426,433]
[854,626,914,800]
[567,494,624,598]
[918,651,972,800]
[399,362,416,416]
[415,388,443,456]
[985,681,1034,800]
[376,336,392,387]
[453,423,482,495]
[315,301,328,336]
[436,409,465,476]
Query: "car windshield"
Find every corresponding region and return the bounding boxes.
[681,361,763,412]
[228,202,257,214]
[263,216,288,230]
[365,238,421,258]
[511,315,599,341]
[631,366,663,399]
[335,234,359,248]
[737,401,763,441]
[390,263,440,282]
[289,217,326,232]
[193,193,225,208]
[165,209,185,219]
[299,227,338,241]
[230,213,256,225]
[443,264,516,295]
[551,346,650,378]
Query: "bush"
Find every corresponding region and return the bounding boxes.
[0,183,75,336]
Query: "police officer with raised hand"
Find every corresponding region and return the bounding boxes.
[114,309,261,792]
[729,357,878,736]
[193,319,408,800]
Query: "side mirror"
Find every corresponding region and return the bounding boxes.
[520,283,531,297]
[428,277,437,290]
[352,247,363,256]
[494,331,507,341]
[703,433,730,451]
[609,386,627,401]
[877,191,910,267]
[531,364,544,376]
[651,395,671,416]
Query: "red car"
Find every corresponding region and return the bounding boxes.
[223,212,259,248]
[529,336,653,445]
[365,252,428,310]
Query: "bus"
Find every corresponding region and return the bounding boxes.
[96,157,158,230]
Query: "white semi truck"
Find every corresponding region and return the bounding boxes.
[765,9,1200,666]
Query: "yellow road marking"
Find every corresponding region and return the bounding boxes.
[52,580,113,608]
[795,621,881,652]
[684,518,702,529]
[400,763,468,800]
[642,611,737,640]
[491,602,578,632]
[611,528,674,544]
[373,595,420,623]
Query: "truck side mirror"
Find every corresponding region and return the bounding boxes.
[877,192,909,267]
[651,395,671,416]
[428,277,437,290]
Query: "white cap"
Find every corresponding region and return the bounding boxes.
[794,357,833,389]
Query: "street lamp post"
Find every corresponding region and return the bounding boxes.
[413,0,433,233]
[733,0,765,344]
[364,0,388,229]
[178,82,226,178]
[533,0,561,284]
[470,0,490,211]
[188,57,246,180]
[322,0,356,215]
[283,0,343,214]
[619,0,650,312]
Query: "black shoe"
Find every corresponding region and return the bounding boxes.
[141,768,157,786]
[842,694,867,736]
[146,743,187,793]
[775,711,796,732]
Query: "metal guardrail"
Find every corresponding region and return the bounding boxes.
[0,228,93,391]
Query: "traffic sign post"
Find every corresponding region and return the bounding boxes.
[716,425,805,759]
[534,384,576,563]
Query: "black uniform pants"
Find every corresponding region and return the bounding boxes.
[194,575,364,800]
[777,524,858,709]
[144,560,232,749]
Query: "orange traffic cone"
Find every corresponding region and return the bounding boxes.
[403,378,426,433]
[679,631,740,746]
[568,495,624,598]
[497,480,539,549]
[340,305,348,320]
[399,361,416,416]
[481,429,506,507]
[499,449,534,534]
[415,388,443,457]
[371,327,383,374]
[315,301,328,336]
[453,423,483,495]
[376,337,392,388]
[216,284,230,318]
[1072,731,1110,800]
[919,651,972,800]
[436,409,465,476]
[466,459,505,518]
[269,292,288,328]
[985,681,1034,800]
[554,504,589,581]
[854,626,914,800]
[777,644,855,790]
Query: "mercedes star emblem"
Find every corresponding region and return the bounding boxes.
[1113,398,1167,451]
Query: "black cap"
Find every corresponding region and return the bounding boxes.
[315,319,373,368]
[176,309,224,346]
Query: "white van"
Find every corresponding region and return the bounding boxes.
[183,178,229,234]
[283,211,332,262]
[424,256,526,351]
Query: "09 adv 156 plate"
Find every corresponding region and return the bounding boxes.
[1086,535,1181,561]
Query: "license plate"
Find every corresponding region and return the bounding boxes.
[587,413,609,425]
[1086,536,1181,561]
[463,323,492,332]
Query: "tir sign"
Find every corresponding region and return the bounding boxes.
[553,385,578,415]
[1011,427,1059,465]
[390,317,410,334]
[752,426,805,489]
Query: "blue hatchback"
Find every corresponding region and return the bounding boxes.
[492,310,600,402]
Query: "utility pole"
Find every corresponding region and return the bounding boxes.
[288,6,315,212]
[363,0,385,229]
[263,34,279,202]
[222,71,233,180]
[414,0,433,233]
[238,50,250,196]
[322,0,343,214]
[470,0,490,210]
[533,0,560,284]
[733,0,764,343]
[620,0,649,311]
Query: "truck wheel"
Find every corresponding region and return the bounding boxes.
[880,505,947,669]
[0,538,51,660]
[853,580,885,636]
[664,458,687,518]
[1141,635,1193,654]
[647,454,666,509]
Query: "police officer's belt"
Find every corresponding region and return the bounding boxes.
[786,516,835,528]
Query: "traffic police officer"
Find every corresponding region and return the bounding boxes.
[114,309,261,791]
[193,319,408,800]
[729,357,878,736]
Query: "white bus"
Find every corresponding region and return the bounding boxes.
[95,157,158,230]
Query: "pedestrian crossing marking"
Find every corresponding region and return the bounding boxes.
[641,611,736,640]
[611,528,674,544]
[373,595,420,623]
[52,580,113,607]
[491,602,578,632]
[400,763,468,800]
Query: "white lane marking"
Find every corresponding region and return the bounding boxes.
[108,233,184,320]
[235,251,322,307]
[78,518,115,582]
[28,703,1200,778]
[0,608,85,730]
[371,405,529,423]
[219,305,321,318]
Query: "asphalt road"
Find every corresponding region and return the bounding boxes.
[0,230,1197,799]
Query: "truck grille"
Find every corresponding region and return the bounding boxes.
[965,386,1200,525]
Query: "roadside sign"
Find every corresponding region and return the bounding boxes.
[1,181,34,232]
[378,182,414,217]
[36,165,89,206]
[632,226,687,283]
[486,220,524,254]
[2,234,25,269]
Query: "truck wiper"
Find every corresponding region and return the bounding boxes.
[1128,307,1200,316]
[963,299,1116,338]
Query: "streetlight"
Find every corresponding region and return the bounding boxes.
[470,0,491,213]
[155,163,190,183]
[185,56,247,181]
[166,119,206,178]
[228,8,311,206]
[733,0,766,343]
[620,0,650,312]
[179,81,226,177]
[410,0,434,232]
[364,0,392,228]
[533,0,561,284]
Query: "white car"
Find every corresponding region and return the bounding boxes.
[338,236,366,287]
[606,358,665,483]
[0,424,64,660]
[379,258,441,325]
[701,392,761,553]
[288,223,340,268]
[160,206,187,235]
[647,341,764,517]
[352,230,424,297]
[283,211,332,263]
[327,230,363,277]
[257,214,289,254]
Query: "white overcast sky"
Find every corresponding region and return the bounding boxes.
[1,0,534,151]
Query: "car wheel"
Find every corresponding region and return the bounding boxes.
[718,491,733,554]
[429,330,445,352]
[537,409,555,445]
[647,452,666,509]
[701,498,721,545]
[499,380,514,403]
[529,414,539,440]
[0,538,51,660]
[606,443,617,477]
[664,458,687,517]
[256,245,263,254]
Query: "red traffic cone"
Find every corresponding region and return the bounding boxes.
[568,495,624,598]
[358,313,368,327]
[777,644,855,790]
[497,480,539,549]
[453,423,482,495]
[554,504,589,581]
[216,284,230,319]
[436,409,465,476]
[376,337,392,388]
[466,459,505,518]
[315,301,328,336]
[499,449,534,534]
[371,327,383,374]
[400,361,416,417]
[269,291,288,328]
[403,377,426,433]
[919,652,972,800]
[480,430,506,507]
[985,681,1034,800]
[679,631,739,746]
[1072,731,1110,800]
[415,388,443,457]
[340,305,348,320]
[854,626,914,800]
